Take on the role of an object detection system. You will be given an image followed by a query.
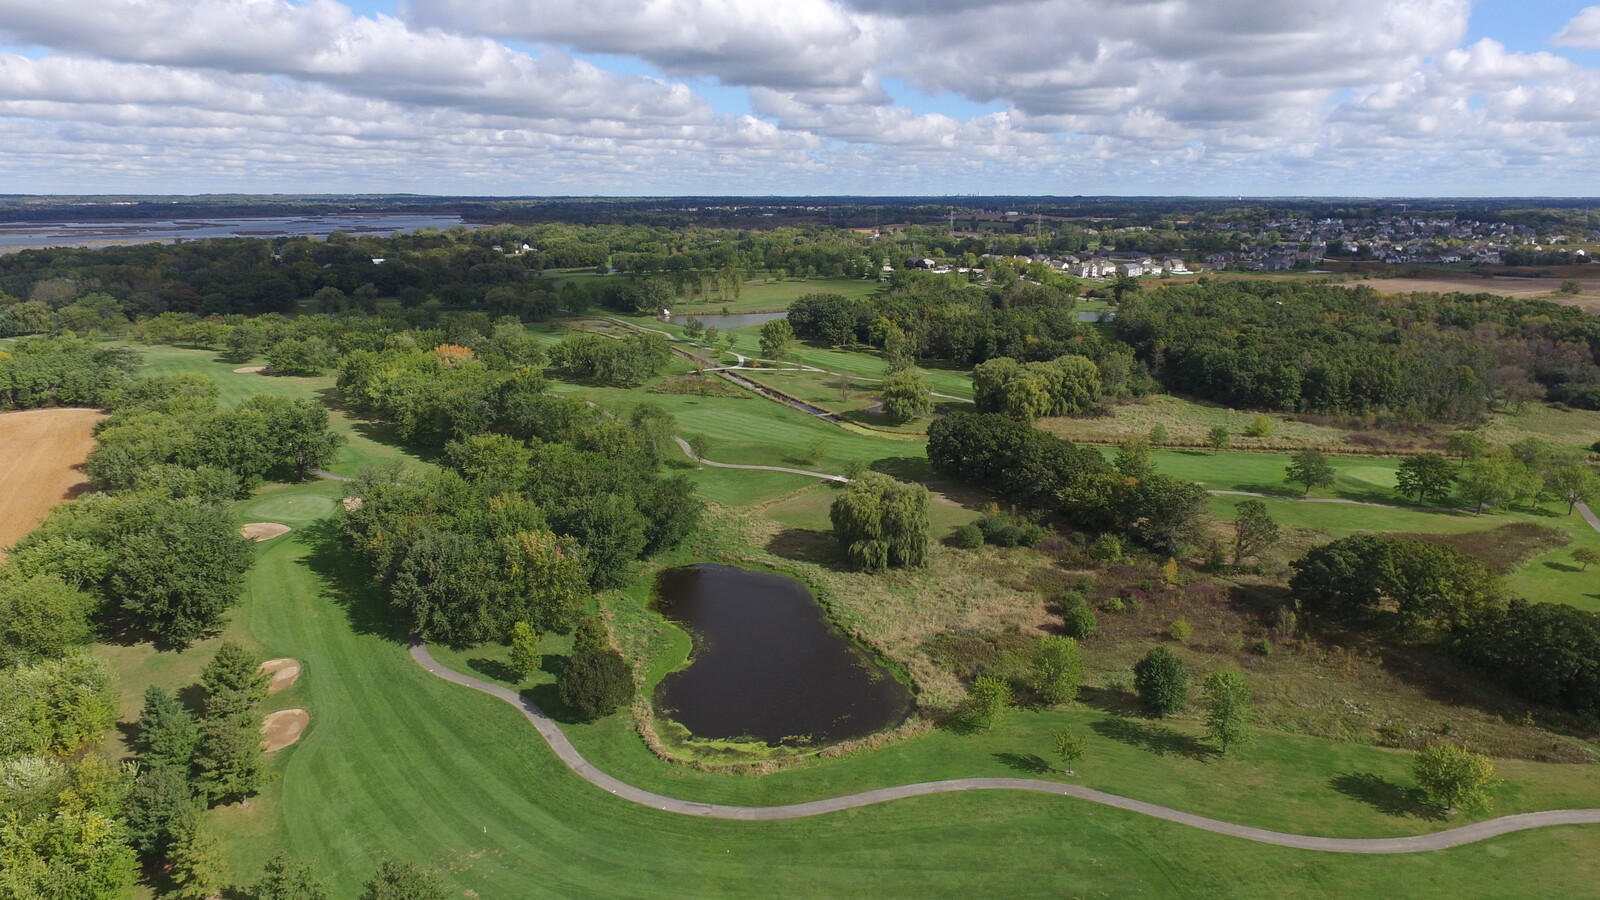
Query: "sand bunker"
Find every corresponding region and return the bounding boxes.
[232,365,267,374]
[240,522,291,542]
[259,658,301,695]
[341,496,364,512]
[262,709,309,751]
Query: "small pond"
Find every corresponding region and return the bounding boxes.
[665,311,786,330]
[1076,309,1116,322]
[653,564,913,746]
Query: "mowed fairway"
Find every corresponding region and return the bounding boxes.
[168,482,1600,897]
[0,407,104,556]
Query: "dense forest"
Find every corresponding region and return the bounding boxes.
[1115,280,1600,420]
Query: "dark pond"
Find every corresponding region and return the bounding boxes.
[653,564,913,746]
[665,311,786,330]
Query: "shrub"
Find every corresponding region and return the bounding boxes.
[965,674,1012,731]
[1029,636,1084,706]
[558,649,633,721]
[1244,414,1273,438]
[1060,593,1099,639]
[951,523,984,549]
[1018,524,1046,547]
[1168,617,1193,642]
[1102,597,1126,613]
[1255,638,1273,656]
[975,513,1024,547]
[1091,533,1124,563]
[1133,646,1189,716]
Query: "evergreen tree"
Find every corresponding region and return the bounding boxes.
[255,850,331,900]
[557,647,633,722]
[168,818,225,900]
[136,685,200,772]
[124,767,199,858]
[360,860,448,900]
[201,642,270,706]
[1133,647,1189,717]
[193,711,266,803]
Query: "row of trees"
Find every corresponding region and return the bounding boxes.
[126,643,274,896]
[972,354,1102,421]
[87,373,344,492]
[547,332,672,387]
[928,413,1209,554]
[0,335,141,409]
[1291,534,1600,716]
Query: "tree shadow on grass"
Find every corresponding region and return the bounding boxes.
[522,681,586,725]
[995,752,1055,774]
[1231,483,1302,499]
[468,657,524,685]
[869,456,933,483]
[1090,716,1215,761]
[766,526,847,569]
[301,518,408,643]
[1078,684,1142,717]
[1330,772,1446,821]
[1544,561,1583,573]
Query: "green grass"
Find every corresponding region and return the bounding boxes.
[72,364,1600,899]
[96,482,1600,898]
[1172,448,1600,610]
[550,375,928,477]
[1149,448,1410,505]
[664,276,884,314]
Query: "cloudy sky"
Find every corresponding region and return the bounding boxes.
[3,0,1600,196]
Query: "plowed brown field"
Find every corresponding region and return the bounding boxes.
[0,407,104,558]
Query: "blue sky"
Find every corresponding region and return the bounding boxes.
[1,0,1599,195]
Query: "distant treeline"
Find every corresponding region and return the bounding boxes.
[1115,280,1600,420]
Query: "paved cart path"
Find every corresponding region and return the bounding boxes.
[410,641,1600,853]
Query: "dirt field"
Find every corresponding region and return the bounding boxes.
[1344,271,1600,309]
[0,407,105,558]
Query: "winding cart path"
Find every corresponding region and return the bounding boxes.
[410,641,1600,853]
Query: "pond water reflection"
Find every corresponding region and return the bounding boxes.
[653,564,913,746]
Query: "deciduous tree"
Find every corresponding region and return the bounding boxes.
[508,621,540,679]
[1232,499,1279,566]
[1285,449,1335,496]
[1202,669,1254,754]
[1395,453,1456,505]
[829,473,930,572]
[1029,636,1084,706]
[966,674,1012,731]
[1412,743,1495,814]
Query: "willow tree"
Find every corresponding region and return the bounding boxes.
[829,473,930,572]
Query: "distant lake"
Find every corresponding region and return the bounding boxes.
[0,214,473,251]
